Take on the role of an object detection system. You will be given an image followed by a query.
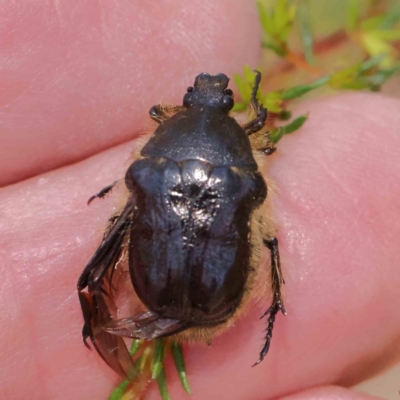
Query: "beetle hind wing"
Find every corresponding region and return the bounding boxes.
[90,289,139,380]
[103,311,191,340]
[77,197,139,379]
[77,198,134,292]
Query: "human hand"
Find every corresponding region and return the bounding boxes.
[1,1,400,399]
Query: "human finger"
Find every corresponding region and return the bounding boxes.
[0,0,260,186]
[1,92,399,400]
[277,385,380,400]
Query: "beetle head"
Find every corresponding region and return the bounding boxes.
[183,73,234,111]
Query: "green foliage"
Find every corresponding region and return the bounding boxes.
[151,339,165,379]
[298,2,315,65]
[156,364,172,400]
[108,380,130,400]
[129,339,144,356]
[269,115,308,143]
[379,5,400,30]
[346,2,400,67]
[258,0,296,56]
[171,342,192,395]
[108,339,146,400]
[233,1,400,143]
[346,0,360,32]
[281,77,329,100]
[108,338,191,400]
[329,55,399,90]
[233,65,258,106]
[278,109,292,120]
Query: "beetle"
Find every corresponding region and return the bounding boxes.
[77,71,286,380]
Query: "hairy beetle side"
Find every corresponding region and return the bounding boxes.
[77,71,285,379]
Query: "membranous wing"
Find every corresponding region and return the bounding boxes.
[77,197,139,380]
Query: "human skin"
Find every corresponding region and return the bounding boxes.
[1,1,400,400]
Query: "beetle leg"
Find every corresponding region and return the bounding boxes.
[78,291,93,349]
[149,104,186,124]
[253,237,286,366]
[103,214,120,238]
[87,180,119,205]
[242,71,268,136]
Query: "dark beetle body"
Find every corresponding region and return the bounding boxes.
[78,72,285,379]
[127,75,266,326]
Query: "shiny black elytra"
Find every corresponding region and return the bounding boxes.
[77,71,286,379]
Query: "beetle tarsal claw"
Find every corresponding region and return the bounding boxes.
[260,300,286,319]
[82,335,92,350]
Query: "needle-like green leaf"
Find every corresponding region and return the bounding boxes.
[379,5,400,29]
[171,342,192,395]
[234,73,252,104]
[270,115,308,143]
[346,0,360,32]
[151,339,165,380]
[156,364,172,400]
[263,91,283,113]
[280,114,308,134]
[129,339,144,356]
[278,110,292,121]
[359,54,385,72]
[299,1,315,65]
[108,380,130,400]
[361,15,387,31]
[366,65,400,87]
[257,2,274,38]
[368,29,400,41]
[261,41,287,57]
[257,0,295,55]
[108,342,147,400]
[281,77,329,100]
